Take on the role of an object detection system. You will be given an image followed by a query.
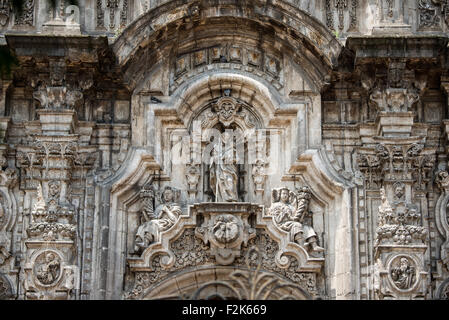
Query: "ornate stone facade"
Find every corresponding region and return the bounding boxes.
[0,0,447,300]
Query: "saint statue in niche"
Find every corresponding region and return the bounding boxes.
[269,187,324,253]
[134,186,182,252]
[209,132,239,202]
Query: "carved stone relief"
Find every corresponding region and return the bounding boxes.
[325,0,358,33]
[418,0,441,29]
[195,203,256,265]
[268,187,323,256]
[170,44,283,93]
[0,274,12,299]
[389,256,417,290]
[14,0,34,26]
[134,185,182,254]
[34,251,62,286]
[0,0,10,26]
[125,229,321,300]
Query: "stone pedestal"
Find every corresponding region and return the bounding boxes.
[37,109,77,135]
[376,111,415,137]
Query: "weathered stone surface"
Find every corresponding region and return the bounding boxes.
[0,0,447,301]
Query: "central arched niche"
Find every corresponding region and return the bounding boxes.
[100,0,355,301]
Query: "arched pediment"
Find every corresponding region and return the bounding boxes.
[112,0,342,92]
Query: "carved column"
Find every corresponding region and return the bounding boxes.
[356,60,434,299]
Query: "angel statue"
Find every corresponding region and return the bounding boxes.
[268,187,324,253]
[134,186,182,253]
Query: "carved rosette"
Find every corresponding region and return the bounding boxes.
[195,206,256,265]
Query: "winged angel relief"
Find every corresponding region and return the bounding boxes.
[268,187,323,254]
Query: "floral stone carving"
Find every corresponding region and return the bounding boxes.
[375,188,427,247]
[34,251,61,286]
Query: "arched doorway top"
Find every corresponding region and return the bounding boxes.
[171,71,281,129]
[112,0,343,92]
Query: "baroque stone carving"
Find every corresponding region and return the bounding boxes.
[125,229,320,300]
[14,0,34,26]
[375,188,426,246]
[185,164,200,198]
[0,0,10,26]
[170,45,283,93]
[357,143,435,190]
[326,0,334,31]
[268,187,323,254]
[0,274,12,299]
[195,203,256,265]
[335,0,347,31]
[252,159,267,194]
[33,87,83,110]
[435,170,449,270]
[190,246,313,300]
[120,0,127,27]
[418,0,441,28]
[390,256,416,290]
[134,185,182,253]
[209,132,239,202]
[27,183,76,241]
[107,0,118,29]
[34,251,61,286]
[96,0,104,28]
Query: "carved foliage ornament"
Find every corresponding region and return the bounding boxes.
[357,143,435,190]
[195,204,256,265]
[125,230,319,300]
[375,188,426,246]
